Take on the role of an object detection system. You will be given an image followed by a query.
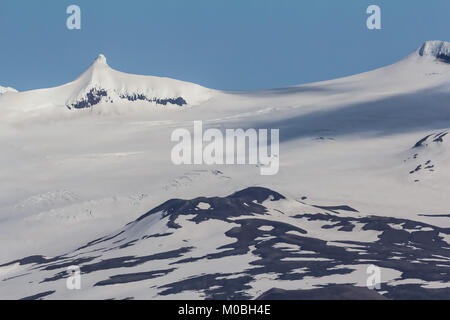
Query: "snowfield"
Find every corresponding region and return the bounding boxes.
[1,40,450,299]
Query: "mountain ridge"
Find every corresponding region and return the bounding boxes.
[1,40,450,120]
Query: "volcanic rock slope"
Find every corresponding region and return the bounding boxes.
[2,187,450,300]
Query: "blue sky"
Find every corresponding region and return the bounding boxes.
[0,0,449,91]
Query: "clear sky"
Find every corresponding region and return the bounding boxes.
[0,0,449,91]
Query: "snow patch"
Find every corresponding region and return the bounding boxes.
[196,202,211,210]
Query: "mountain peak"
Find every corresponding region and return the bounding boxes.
[93,54,108,66]
[417,40,450,63]
[61,54,213,110]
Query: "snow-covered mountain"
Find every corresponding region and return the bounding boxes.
[1,41,450,300]
[0,54,214,118]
